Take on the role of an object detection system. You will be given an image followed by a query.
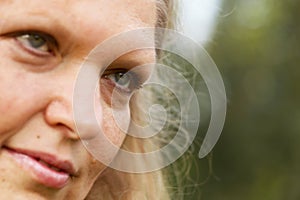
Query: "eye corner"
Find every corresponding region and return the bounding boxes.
[11,31,59,57]
[101,68,143,95]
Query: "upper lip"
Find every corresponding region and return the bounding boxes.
[5,146,77,176]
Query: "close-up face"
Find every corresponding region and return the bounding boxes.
[0,0,156,199]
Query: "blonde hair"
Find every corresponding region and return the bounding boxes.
[85,1,178,199]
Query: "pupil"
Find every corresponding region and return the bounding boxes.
[116,73,129,85]
[29,34,45,48]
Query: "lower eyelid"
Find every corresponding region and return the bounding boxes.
[3,38,60,68]
[101,76,137,95]
[14,37,55,57]
[104,76,130,92]
[8,31,57,54]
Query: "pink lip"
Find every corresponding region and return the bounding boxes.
[4,147,76,189]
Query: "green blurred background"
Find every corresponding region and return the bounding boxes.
[184,0,300,199]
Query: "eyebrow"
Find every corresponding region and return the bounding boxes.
[1,8,74,47]
[25,12,72,40]
[105,54,155,84]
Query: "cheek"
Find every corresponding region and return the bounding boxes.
[78,98,128,168]
[0,60,48,136]
[102,108,127,147]
[0,45,25,133]
[0,69,30,134]
[94,90,129,146]
[79,113,126,189]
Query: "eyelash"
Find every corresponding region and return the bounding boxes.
[102,69,143,95]
[12,31,58,56]
[9,31,143,94]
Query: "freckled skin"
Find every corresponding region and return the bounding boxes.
[0,0,156,199]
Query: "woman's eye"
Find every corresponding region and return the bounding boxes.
[103,71,140,94]
[16,33,53,54]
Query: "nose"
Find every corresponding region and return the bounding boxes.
[44,60,103,140]
[43,64,79,140]
[45,99,79,140]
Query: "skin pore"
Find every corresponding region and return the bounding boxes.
[0,0,156,199]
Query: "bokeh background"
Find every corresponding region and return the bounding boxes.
[177,0,300,199]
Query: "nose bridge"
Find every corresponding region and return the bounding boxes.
[52,62,78,107]
[45,58,106,141]
[44,60,84,136]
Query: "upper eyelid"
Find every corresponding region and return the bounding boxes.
[103,63,152,85]
[102,68,135,81]
[102,68,142,83]
[103,60,147,77]
[7,30,59,49]
[102,68,129,75]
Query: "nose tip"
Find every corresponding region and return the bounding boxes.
[44,58,104,141]
[44,100,79,140]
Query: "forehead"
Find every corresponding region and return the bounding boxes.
[0,0,156,21]
[0,0,157,45]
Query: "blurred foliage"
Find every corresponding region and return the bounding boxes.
[193,0,300,199]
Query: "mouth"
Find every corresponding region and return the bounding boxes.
[3,146,77,189]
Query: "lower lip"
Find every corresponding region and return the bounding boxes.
[4,148,70,189]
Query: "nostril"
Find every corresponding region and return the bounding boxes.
[54,122,80,140]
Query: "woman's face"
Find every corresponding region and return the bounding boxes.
[0,0,156,199]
